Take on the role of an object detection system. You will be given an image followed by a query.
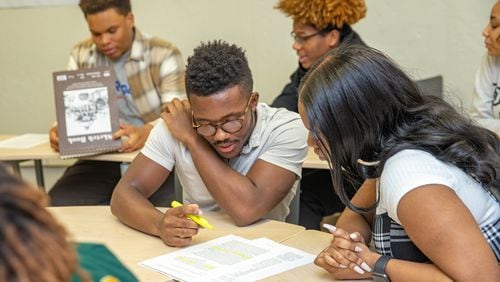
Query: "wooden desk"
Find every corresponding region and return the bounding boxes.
[1,133,327,190]
[303,148,329,169]
[48,206,306,281]
[0,135,139,189]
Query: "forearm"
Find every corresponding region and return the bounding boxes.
[335,210,372,242]
[336,179,376,241]
[110,180,165,237]
[185,137,265,225]
[385,259,452,282]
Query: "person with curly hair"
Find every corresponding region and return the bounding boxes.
[0,164,90,282]
[271,0,367,230]
[470,0,500,136]
[0,164,138,281]
[110,40,308,247]
[299,45,499,280]
[48,0,185,206]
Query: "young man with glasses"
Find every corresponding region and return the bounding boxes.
[110,41,308,247]
[271,0,367,230]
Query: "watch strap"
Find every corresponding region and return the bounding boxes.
[373,255,392,281]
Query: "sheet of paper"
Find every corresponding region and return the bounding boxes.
[139,234,315,282]
[0,134,48,149]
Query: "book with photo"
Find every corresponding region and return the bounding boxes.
[52,66,122,159]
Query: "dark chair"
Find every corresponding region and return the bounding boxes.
[415,75,443,98]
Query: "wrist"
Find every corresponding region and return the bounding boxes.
[372,255,392,282]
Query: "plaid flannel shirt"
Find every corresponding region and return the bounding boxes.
[67,28,185,123]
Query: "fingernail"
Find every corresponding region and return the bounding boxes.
[322,223,336,233]
[350,233,358,240]
[197,210,203,215]
[355,246,362,252]
[339,264,347,269]
[361,262,372,272]
[353,265,365,274]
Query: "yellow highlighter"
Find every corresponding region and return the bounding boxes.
[171,201,214,229]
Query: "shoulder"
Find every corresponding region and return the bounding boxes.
[134,29,182,59]
[69,38,95,57]
[259,103,304,130]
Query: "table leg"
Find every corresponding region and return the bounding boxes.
[34,160,45,191]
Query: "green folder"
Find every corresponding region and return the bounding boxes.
[71,242,138,282]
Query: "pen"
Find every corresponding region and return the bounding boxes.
[322,223,336,233]
[171,201,214,229]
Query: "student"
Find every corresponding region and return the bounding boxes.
[48,0,185,206]
[110,40,308,247]
[0,164,138,282]
[271,0,367,230]
[298,45,500,280]
[0,164,90,282]
[470,0,500,135]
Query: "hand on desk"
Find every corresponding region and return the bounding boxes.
[160,203,200,247]
[315,226,375,279]
[113,123,153,153]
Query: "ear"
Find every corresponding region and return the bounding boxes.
[250,92,259,110]
[326,29,341,48]
[126,12,135,27]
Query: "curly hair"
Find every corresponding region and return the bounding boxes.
[79,0,131,17]
[185,40,253,97]
[276,0,366,30]
[0,164,90,282]
[299,45,500,213]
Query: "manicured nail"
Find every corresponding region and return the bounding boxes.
[354,246,362,252]
[350,233,358,240]
[322,223,336,233]
[361,262,372,272]
[339,264,347,269]
[353,265,365,274]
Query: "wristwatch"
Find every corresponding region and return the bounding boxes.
[372,255,392,282]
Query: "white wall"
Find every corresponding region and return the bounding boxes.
[0,0,495,134]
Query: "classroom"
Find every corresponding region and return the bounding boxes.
[0,0,498,281]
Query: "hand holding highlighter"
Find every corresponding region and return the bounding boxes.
[171,201,214,229]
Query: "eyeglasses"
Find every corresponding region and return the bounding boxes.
[290,26,335,45]
[291,31,323,45]
[192,94,254,137]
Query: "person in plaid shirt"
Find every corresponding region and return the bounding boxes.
[48,0,185,206]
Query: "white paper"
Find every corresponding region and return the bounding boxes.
[139,235,315,282]
[0,134,48,149]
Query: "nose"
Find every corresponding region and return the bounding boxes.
[483,24,491,38]
[100,33,111,46]
[292,41,301,51]
[213,126,231,141]
[306,132,316,147]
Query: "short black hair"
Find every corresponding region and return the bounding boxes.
[185,40,253,97]
[79,0,131,17]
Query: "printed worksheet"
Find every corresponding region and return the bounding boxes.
[139,234,314,282]
[0,134,48,149]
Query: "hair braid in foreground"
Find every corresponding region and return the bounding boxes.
[0,164,90,281]
[185,40,253,97]
[299,45,500,213]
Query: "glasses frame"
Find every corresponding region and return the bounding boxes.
[290,26,335,45]
[192,94,254,137]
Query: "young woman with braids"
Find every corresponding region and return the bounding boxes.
[298,45,500,281]
[0,164,90,282]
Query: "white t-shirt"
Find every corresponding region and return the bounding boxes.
[141,103,308,221]
[470,52,500,135]
[377,149,499,227]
